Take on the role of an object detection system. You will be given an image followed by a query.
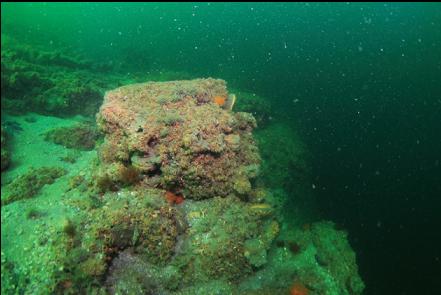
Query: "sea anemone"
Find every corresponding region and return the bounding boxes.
[213,95,226,106]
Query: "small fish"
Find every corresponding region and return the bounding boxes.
[223,93,236,111]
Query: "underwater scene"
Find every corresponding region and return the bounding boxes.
[1,3,440,295]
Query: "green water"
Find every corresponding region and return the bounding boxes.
[1,3,441,294]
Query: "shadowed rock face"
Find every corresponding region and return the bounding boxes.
[96,78,261,199]
[1,126,11,172]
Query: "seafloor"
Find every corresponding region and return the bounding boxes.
[1,34,364,294]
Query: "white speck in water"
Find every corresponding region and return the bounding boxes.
[312,184,316,189]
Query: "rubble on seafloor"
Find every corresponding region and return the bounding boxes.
[0,78,364,295]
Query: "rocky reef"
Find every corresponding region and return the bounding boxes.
[0,78,364,295]
[44,122,100,151]
[1,166,66,206]
[0,35,199,118]
[1,35,130,117]
[96,79,260,200]
[238,221,365,294]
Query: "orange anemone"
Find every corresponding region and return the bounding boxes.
[213,95,226,106]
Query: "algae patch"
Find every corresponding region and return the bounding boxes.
[44,123,99,150]
[1,166,66,205]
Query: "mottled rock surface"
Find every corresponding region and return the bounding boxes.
[97,78,260,199]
